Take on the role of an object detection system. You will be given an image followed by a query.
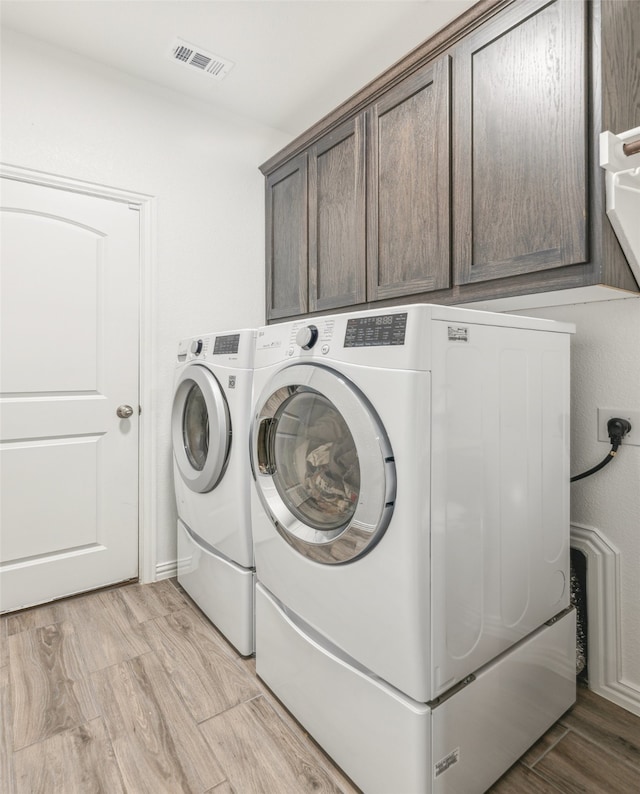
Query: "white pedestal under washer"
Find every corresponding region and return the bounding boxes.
[173,328,255,655]
[249,304,576,793]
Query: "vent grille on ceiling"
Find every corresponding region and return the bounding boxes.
[169,38,234,81]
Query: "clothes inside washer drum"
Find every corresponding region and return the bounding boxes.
[183,383,209,471]
[274,395,360,528]
[303,440,359,517]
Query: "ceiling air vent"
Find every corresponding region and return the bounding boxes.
[169,38,234,81]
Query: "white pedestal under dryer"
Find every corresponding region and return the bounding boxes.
[173,328,255,655]
[250,305,576,793]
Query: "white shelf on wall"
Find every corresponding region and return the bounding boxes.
[600,126,640,287]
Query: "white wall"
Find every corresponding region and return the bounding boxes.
[514,297,640,711]
[0,29,290,570]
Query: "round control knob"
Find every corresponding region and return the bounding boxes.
[296,325,319,350]
[190,339,203,355]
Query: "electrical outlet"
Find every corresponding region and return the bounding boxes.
[597,409,640,446]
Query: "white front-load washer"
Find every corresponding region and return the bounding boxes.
[250,305,576,793]
[173,328,255,655]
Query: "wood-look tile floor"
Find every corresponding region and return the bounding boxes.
[2,580,639,793]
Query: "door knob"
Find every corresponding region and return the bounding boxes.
[117,404,134,419]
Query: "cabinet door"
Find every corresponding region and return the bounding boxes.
[308,116,366,312]
[265,153,308,320]
[453,0,587,285]
[367,57,451,301]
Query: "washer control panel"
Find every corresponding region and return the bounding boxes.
[344,313,407,347]
[259,311,412,363]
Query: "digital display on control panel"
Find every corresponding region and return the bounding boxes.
[344,313,407,347]
[213,333,240,355]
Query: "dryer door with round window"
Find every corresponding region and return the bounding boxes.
[251,364,396,564]
[172,364,231,493]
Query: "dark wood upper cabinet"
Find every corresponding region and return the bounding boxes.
[367,57,451,301]
[309,115,366,313]
[260,0,640,321]
[265,153,308,320]
[453,0,588,285]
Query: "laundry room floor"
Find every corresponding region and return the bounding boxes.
[2,580,639,793]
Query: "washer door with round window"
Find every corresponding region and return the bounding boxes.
[251,364,396,564]
[172,364,231,494]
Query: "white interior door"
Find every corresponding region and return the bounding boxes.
[0,177,140,612]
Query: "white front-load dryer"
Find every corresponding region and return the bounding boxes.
[250,305,576,793]
[173,328,255,655]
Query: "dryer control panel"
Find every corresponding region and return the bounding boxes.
[213,333,240,355]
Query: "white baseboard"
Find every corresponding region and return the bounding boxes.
[155,560,178,580]
[571,523,640,717]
